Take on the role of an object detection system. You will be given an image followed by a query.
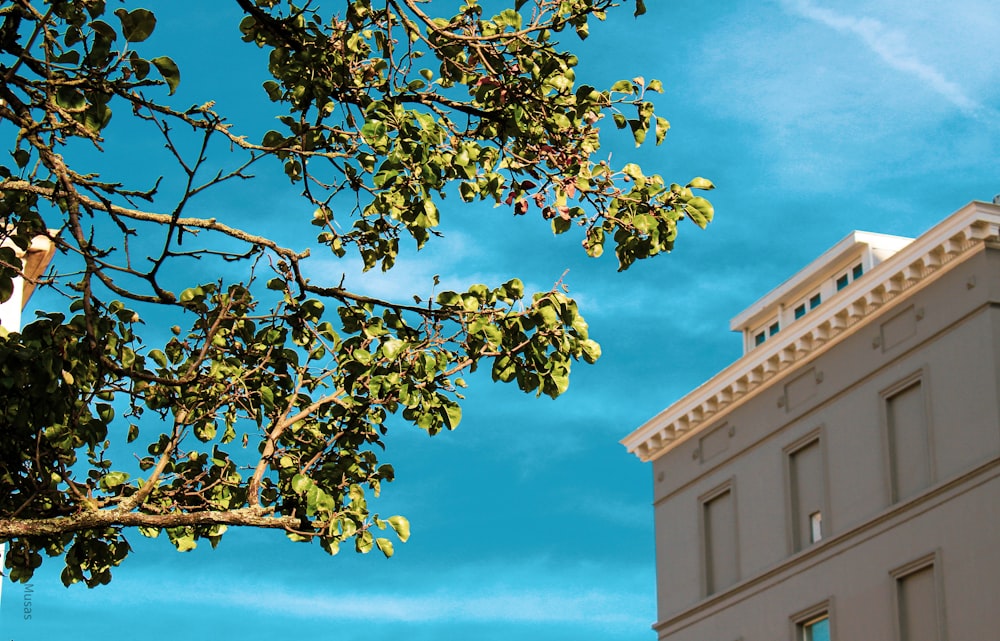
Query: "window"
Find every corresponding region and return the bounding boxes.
[750,318,779,349]
[836,262,864,291]
[701,484,738,595]
[787,435,826,551]
[884,378,932,502]
[794,293,822,322]
[809,511,823,543]
[792,601,833,641]
[801,615,831,641]
[892,555,944,641]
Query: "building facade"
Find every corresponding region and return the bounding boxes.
[622,200,1000,640]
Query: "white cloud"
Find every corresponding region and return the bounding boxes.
[299,228,562,309]
[783,0,998,123]
[231,585,648,626]
[98,558,654,629]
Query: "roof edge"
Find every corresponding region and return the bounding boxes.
[623,200,1000,462]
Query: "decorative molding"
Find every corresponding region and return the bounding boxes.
[623,201,1000,462]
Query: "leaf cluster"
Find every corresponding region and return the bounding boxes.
[0,0,712,586]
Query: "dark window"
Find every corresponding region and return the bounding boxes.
[809,293,821,309]
[755,332,766,346]
[795,304,806,319]
[896,563,942,641]
[852,263,864,280]
[703,488,738,595]
[789,438,825,551]
[886,380,931,501]
[836,274,849,290]
[769,322,780,336]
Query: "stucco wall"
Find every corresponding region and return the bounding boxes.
[650,245,1000,638]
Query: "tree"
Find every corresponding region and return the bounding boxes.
[0,0,713,587]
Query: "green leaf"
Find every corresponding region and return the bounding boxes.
[356,531,374,553]
[442,402,461,429]
[149,349,167,368]
[684,197,714,229]
[11,149,29,168]
[375,537,394,558]
[686,177,715,191]
[114,8,157,42]
[101,471,130,490]
[291,474,311,493]
[174,535,197,552]
[581,339,602,364]
[381,338,405,359]
[610,80,634,94]
[260,386,275,411]
[655,117,670,145]
[56,87,86,111]
[387,515,410,542]
[151,56,180,95]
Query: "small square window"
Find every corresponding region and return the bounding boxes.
[809,511,823,543]
[795,304,806,319]
[836,274,848,290]
[755,332,766,346]
[769,322,780,336]
[852,264,863,280]
[809,293,821,309]
[801,615,830,641]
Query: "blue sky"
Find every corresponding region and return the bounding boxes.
[2,1,999,639]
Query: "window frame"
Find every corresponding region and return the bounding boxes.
[783,427,830,554]
[890,550,946,641]
[879,368,936,504]
[698,478,740,598]
[790,599,835,641]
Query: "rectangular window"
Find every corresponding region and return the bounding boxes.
[795,304,806,319]
[755,331,766,346]
[836,274,849,290]
[702,486,738,595]
[809,293,821,309]
[801,615,831,641]
[788,437,825,551]
[769,322,780,336]
[894,558,943,641]
[852,263,864,280]
[809,511,823,543]
[885,380,931,501]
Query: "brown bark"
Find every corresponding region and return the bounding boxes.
[0,507,299,538]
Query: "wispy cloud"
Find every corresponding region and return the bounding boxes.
[783,0,995,122]
[95,559,654,629]
[230,585,648,626]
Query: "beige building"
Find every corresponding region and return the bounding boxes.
[623,200,1000,640]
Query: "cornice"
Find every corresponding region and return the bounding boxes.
[622,201,1000,463]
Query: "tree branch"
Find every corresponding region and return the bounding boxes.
[0,506,300,538]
